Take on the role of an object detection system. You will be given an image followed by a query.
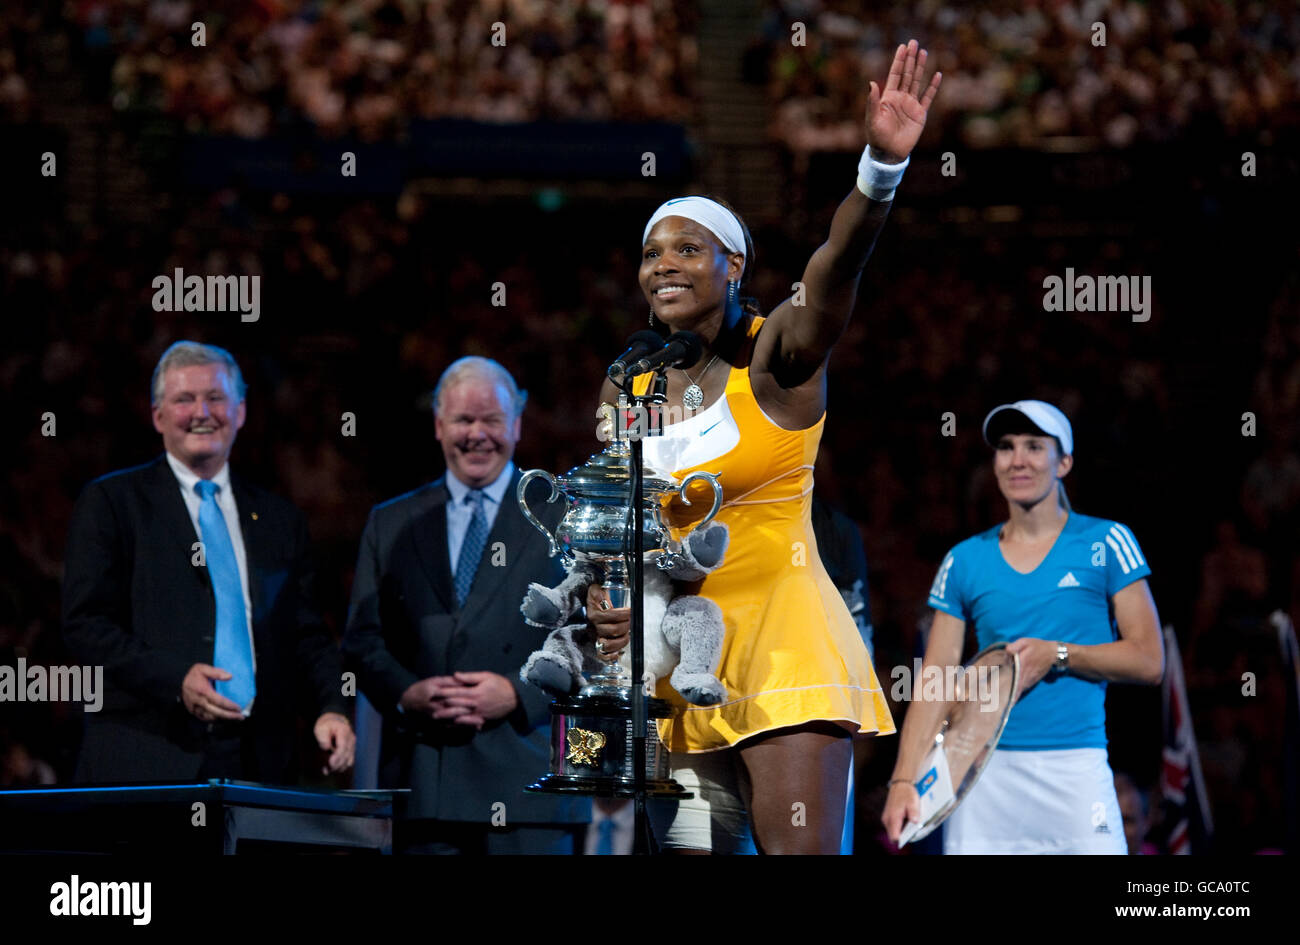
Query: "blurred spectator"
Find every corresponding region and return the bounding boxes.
[1188,519,1270,688]
[812,491,875,658]
[1113,770,1156,855]
[0,737,57,788]
[1241,427,1300,572]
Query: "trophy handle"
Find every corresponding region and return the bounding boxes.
[675,470,724,541]
[517,469,562,557]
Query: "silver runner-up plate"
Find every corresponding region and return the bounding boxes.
[899,642,1021,845]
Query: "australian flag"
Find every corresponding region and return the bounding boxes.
[1158,626,1214,854]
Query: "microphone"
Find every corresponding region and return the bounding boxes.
[607,330,667,380]
[627,331,703,376]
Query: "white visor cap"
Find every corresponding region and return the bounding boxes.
[982,400,1074,456]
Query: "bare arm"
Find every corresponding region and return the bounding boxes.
[1005,579,1165,698]
[762,41,942,379]
[881,610,965,843]
[1064,579,1164,685]
[762,192,893,382]
[889,610,965,781]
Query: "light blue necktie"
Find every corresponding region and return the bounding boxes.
[454,489,489,607]
[595,817,617,856]
[195,480,255,712]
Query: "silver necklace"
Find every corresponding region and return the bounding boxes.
[679,355,719,410]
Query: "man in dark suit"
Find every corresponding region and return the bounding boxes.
[343,356,588,854]
[63,341,354,783]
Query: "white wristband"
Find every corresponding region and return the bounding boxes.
[856,146,910,202]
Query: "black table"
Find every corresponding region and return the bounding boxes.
[0,781,399,854]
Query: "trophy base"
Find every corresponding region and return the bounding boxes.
[525,692,691,799]
[525,775,690,798]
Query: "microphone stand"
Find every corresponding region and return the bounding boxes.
[616,370,667,855]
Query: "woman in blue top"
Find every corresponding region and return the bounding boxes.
[882,400,1165,854]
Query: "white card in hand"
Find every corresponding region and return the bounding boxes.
[897,741,954,846]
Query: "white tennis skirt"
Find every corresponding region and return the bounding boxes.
[943,747,1126,855]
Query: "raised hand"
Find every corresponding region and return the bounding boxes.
[866,40,942,164]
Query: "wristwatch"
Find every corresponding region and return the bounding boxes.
[1052,642,1070,676]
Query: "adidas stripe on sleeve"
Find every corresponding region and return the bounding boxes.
[927,548,964,618]
[1103,521,1151,595]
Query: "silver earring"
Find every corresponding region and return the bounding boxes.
[648,308,655,326]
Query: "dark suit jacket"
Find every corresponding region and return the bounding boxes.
[62,455,349,783]
[343,469,588,825]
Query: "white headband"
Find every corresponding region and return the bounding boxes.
[642,197,746,274]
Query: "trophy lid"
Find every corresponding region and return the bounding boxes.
[561,443,677,494]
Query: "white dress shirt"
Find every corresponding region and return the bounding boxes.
[165,452,257,679]
[444,461,515,579]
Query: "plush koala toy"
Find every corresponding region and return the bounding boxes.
[520,521,729,706]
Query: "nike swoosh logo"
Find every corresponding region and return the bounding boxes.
[699,421,722,437]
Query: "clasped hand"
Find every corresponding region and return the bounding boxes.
[400,672,518,730]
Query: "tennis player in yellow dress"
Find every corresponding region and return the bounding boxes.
[589,40,942,854]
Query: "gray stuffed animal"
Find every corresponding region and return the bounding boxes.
[520,521,729,706]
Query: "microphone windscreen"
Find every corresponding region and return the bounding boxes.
[667,331,703,369]
[624,329,667,350]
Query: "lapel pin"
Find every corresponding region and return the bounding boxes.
[251,512,259,520]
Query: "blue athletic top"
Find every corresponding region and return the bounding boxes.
[927,512,1151,750]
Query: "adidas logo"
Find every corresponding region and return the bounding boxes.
[1057,572,1081,588]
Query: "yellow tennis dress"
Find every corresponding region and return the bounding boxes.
[633,316,894,753]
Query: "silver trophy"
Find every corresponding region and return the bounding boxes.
[516,422,722,795]
[517,436,722,694]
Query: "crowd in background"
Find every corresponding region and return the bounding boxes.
[751,0,1300,154]
[5,190,1294,852]
[0,2,39,125]
[1,0,1296,855]
[68,0,699,137]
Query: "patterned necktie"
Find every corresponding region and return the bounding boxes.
[195,480,256,712]
[454,489,489,607]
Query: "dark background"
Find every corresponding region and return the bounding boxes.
[1,0,1297,854]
